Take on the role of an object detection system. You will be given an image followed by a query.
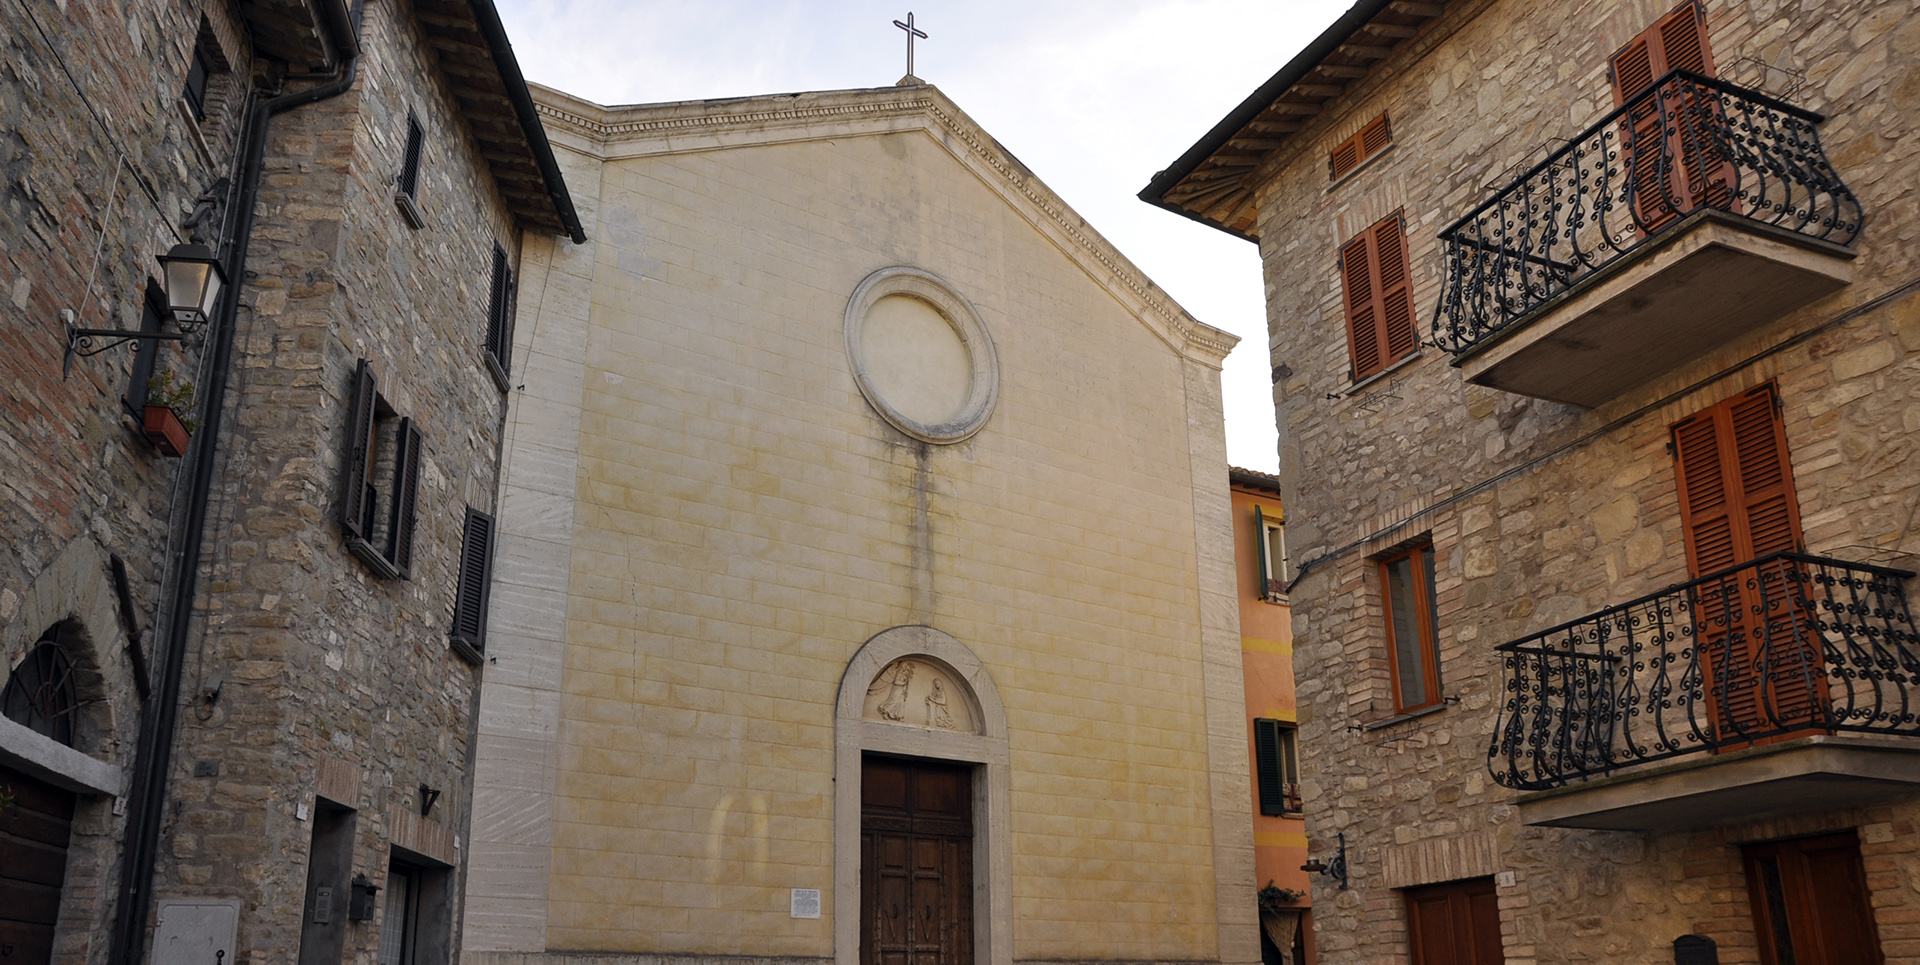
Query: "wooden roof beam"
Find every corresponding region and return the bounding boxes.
[1264,102,1324,116]
[1292,84,1348,97]
[1339,43,1396,59]
[1389,1,1445,16]
[1246,121,1303,134]
[1316,65,1370,79]
[1227,138,1286,152]
[1364,23,1419,38]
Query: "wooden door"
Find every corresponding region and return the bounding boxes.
[1745,832,1884,965]
[861,757,973,965]
[1609,0,1735,231]
[1405,877,1503,965]
[0,765,76,965]
[1672,384,1821,747]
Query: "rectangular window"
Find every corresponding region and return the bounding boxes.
[484,243,515,387]
[395,112,426,228]
[183,47,210,121]
[1252,718,1300,816]
[340,359,423,580]
[1380,543,1440,714]
[1254,505,1287,601]
[448,507,495,665]
[1328,112,1391,182]
[1340,211,1418,382]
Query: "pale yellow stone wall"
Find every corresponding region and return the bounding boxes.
[465,84,1251,964]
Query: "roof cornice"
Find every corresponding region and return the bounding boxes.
[535,83,1239,367]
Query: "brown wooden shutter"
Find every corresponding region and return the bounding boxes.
[387,418,423,579]
[449,507,495,661]
[1253,718,1285,816]
[340,360,377,541]
[485,243,513,378]
[1328,113,1392,182]
[398,112,424,199]
[1673,383,1802,574]
[1672,383,1816,739]
[1610,2,1727,228]
[1341,212,1418,381]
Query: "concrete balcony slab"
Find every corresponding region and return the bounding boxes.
[1457,211,1853,409]
[1515,735,1920,832]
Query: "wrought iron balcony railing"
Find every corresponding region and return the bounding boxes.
[1432,70,1862,355]
[1489,552,1920,792]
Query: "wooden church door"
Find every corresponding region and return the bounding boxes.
[1672,383,1820,747]
[861,756,974,965]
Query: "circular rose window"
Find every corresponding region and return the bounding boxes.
[843,266,999,444]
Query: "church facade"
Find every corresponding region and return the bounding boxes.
[459,82,1260,965]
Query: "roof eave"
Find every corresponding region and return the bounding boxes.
[465,0,587,244]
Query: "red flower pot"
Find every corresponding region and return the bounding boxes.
[143,404,191,457]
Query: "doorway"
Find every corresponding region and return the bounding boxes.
[0,765,76,965]
[860,755,973,965]
[1405,877,1503,965]
[1744,831,1884,965]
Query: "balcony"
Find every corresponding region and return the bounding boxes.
[1433,71,1861,408]
[1488,553,1920,831]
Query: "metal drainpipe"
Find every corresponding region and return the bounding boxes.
[107,3,363,963]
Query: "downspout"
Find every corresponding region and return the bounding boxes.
[107,3,363,963]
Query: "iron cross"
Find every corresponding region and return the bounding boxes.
[893,12,928,77]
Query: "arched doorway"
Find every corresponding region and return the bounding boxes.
[834,626,1011,965]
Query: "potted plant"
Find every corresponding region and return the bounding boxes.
[1257,881,1305,915]
[144,369,202,457]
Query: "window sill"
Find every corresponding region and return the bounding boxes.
[484,352,511,394]
[1261,595,1291,606]
[1360,702,1448,732]
[1326,141,1396,193]
[449,635,484,667]
[345,535,404,580]
[1341,350,1423,398]
[394,189,426,230]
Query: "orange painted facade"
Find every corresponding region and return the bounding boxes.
[1230,469,1312,964]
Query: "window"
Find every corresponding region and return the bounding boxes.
[340,359,423,579]
[484,243,515,387]
[1340,211,1418,382]
[447,507,495,665]
[1252,718,1300,816]
[183,47,211,121]
[1329,112,1391,182]
[394,112,426,228]
[1380,542,1441,714]
[1254,504,1287,601]
[2,638,77,746]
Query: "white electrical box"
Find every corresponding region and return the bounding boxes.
[151,901,240,965]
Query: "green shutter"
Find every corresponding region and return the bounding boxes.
[1254,718,1286,816]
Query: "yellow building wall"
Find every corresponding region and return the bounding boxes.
[1230,487,1310,914]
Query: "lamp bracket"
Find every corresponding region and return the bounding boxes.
[63,315,189,379]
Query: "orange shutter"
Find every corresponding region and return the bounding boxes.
[1328,113,1392,182]
[1341,212,1417,381]
[1609,2,1728,228]
[1672,383,1817,742]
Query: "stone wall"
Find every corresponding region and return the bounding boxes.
[153,1,531,963]
[0,1,258,962]
[1248,0,1920,963]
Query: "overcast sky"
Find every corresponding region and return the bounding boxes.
[494,0,1355,473]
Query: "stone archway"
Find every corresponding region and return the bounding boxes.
[834,626,1010,965]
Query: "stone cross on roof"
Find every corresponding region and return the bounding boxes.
[893,12,928,82]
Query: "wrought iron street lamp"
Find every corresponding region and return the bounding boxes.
[63,244,228,377]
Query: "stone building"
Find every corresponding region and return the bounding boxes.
[458,80,1260,965]
[1,2,578,965]
[1145,0,1920,963]
[1231,468,1314,965]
